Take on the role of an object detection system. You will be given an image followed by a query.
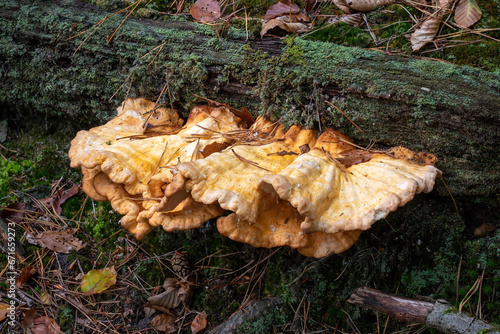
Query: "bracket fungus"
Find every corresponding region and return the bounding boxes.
[69,98,249,238]
[70,99,441,257]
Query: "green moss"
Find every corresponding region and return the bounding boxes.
[57,306,75,332]
[236,307,289,333]
[305,23,372,49]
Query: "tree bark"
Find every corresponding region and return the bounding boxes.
[349,287,500,334]
[0,0,499,197]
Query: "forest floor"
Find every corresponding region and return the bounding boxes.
[1,0,499,333]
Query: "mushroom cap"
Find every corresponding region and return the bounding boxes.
[216,186,362,258]
[258,132,442,235]
[168,117,317,224]
[70,100,442,255]
[69,99,248,238]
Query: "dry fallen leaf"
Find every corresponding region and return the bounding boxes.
[26,228,85,253]
[261,17,310,37]
[41,291,51,305]
[264,0,301,20]
[326,13,363,27]
[145,278,193,311]
[39,183,79,215]
[190,0,221,22]
[191,311,208,334]
[410,16,442,51]
[16,265,38,288]
[0,303,10,322]
[151,313,177,333]
[0,202,25,223]
[474,223,496,238]
[333,0,395,12]
[338,149,373,167]
[22,308,38,332]
[81,266,117,295]
[31,316,61,334]
[455,0,481,28]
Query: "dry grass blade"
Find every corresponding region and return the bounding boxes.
[106,0,145,45]
[439,176,458,214]
[325,100,365,134]
[322,147,348,181]
[231,149,271,172]
[459,274,481,312]
[186,126,282,147]
[67,1,140,56]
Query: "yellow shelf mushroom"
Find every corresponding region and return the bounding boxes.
[69,99,441,257]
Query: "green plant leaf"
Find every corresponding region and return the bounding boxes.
[455,0,481,28]
[80,266,117,295]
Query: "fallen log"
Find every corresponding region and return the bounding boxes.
[348,286,500,334]
[0,0,499,198]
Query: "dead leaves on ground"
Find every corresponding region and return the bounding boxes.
[26,228,85,254]
[0,303,10,322]
[187,0,485,52]
[191,311,208,334]
[261,16,311,37]
[22,309,61,334]
[146,278,193,312]
[16,265,38,288]
[190,0,221,22]
[455,0,482,28]
[146,254,208,333]
[39,183,79,216]
[31,316,61,334]
[80,266,117,294]
[264,0,301,20]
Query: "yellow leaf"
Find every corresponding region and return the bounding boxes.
[41,292,51,305]
[80,266,117,295]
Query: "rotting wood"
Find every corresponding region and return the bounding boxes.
[349,286,500,334]
[0,0,499,197]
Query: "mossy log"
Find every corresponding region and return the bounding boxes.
[0,0,499,198]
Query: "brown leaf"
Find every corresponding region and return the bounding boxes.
[326,13,364,27]
[264,0,300,20]
[334,0,395,12]
[39,183,79,215]
[410,16,442,51]
[190,0,221,22]
[31,316,61,334]
[151,313,177,333]
[22,308,38,332]
[191,311,208,334]
[455,0,481,28]
[146,278,193,311]
[0,303,11,322]
[338,149,373,167]
[300,144,311,154]
[26,228,85,253]
[261,17,310,37]
[474,223,496,238]
[0,202,25,224]
[16,265,38,288]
